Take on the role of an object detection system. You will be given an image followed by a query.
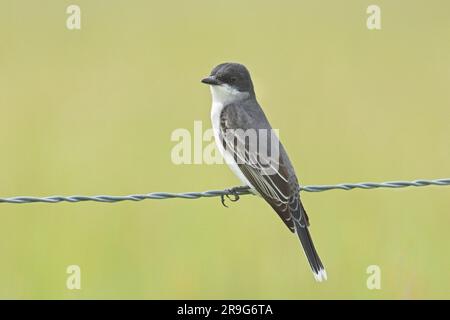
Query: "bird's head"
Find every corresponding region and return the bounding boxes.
[201,62,255,104]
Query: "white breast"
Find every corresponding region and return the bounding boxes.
[209,85,255,190]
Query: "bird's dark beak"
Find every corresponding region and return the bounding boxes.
[201,76,221,86]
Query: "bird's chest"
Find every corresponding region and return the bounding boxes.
[210,102,226,154]
[210,102,255,190]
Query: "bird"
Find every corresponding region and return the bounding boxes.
[201,62,327,282]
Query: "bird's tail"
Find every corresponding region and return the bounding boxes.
[294,220,327,282]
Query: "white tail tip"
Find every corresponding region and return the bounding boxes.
[313,268,328,282]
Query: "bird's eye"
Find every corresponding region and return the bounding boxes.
[230,77,237,83]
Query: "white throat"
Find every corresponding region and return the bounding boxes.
[209,84,249,106]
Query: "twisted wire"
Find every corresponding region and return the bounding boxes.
[0,178,449,204]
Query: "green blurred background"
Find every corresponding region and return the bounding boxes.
[0,0,449,299]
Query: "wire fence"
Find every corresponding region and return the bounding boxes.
[0,178,449,204]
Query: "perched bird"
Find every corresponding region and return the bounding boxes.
[201,62,326,281]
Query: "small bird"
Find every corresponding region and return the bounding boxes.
[201,62,326,281]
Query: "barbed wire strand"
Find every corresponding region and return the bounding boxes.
[0,178,449,204]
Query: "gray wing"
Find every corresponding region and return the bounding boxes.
[219,102,309,232]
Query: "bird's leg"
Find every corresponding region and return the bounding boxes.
[220,186,251,207]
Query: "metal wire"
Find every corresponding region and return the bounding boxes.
[0,178,449,204]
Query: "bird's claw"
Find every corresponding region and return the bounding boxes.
[221,192,240,208]
[220,194,229,208]
[220,186,249,207]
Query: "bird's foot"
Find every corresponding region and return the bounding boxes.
[220,186,251,208]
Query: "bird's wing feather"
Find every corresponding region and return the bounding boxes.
[219,103,309,231]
